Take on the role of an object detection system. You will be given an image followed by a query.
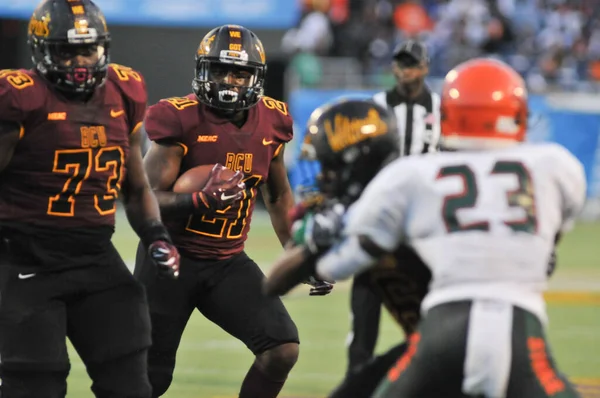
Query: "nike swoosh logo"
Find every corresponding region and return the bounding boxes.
[262,138,273,146]
[18,273,36,280]
[220,193,238,201]
[111,109,125,118]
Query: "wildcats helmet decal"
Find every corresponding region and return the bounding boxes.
[304,98,399,205]
[323,108,390,153]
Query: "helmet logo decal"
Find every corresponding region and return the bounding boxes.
[71,5,84,14]
[229,30,241,38]
[28,13,50,38]
[324,109,389,152]
[74,19,89,34]
[197,34,215,56]
[68,18,98,43]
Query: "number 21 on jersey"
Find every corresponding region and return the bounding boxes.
[437,161,537,234]
[185,175,262,239]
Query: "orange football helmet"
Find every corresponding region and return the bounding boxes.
[440,58,528,150]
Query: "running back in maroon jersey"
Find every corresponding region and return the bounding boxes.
[145,95,293,259]
[0,64,147,228]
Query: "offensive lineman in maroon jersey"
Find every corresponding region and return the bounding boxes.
[0,1,179,397]
[135,25,330,398]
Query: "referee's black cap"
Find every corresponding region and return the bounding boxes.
[393,40,429,65]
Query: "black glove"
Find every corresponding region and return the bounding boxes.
[192,164,245,212]
[304,275,335,296]
[148,240,180,279]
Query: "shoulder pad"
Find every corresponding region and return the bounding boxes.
[261,96,290,117]
[159,95,200,112]
[0,69,45,123]
[145,99,187,143]
[107,63,147,104]
[259,96,294,143]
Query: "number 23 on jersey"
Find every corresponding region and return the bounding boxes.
[437,161,537,234]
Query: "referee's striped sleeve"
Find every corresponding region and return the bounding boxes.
[372,91,405,155]
[427,92,442,153]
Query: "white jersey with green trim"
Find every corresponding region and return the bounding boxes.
[343,142,586,324]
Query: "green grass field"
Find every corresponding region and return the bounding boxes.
[64,211,600,398]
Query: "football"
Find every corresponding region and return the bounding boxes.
[172,164,237,193]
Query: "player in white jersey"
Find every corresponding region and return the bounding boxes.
[264,98,432,397]
[265,58,585,398]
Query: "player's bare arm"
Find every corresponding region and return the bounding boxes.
[142,133,191,218]
[264,245,314,296]
[264,233,380,297]
[261,145,294,246]
[143,128,244,218]
[123,128,180,277]
[264,200,347,297]
[122,127,163,231]
[0,120,21,173]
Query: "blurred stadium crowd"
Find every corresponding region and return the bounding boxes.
[281,0,600,92]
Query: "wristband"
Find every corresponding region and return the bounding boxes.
[140,220,172,248]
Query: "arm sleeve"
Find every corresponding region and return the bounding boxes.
[268,97,294,145]
[427,92,441,152]
[127,75,147,135]
[107,64,148,135]
[275,112,294,144]
[144,101,185,144]
[316,235,377,281]
[0,70,35,125]
[262,97,293,159]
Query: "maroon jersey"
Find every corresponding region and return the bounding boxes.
[0,64,146,229]
[145,95,293,259]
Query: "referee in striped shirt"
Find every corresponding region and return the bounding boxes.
[346,39,441,376]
